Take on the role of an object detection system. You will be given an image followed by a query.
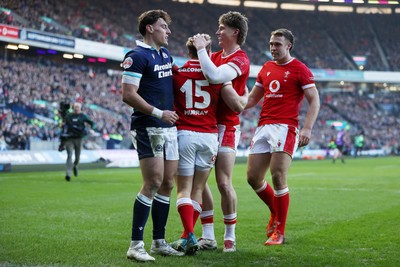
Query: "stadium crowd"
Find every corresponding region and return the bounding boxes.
[1,53,399,155]
[0,55,129,150]
[1,0,399,155]
[2,0,400,71]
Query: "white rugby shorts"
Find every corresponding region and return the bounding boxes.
[218,124,241,153]
[248,124,299,157]
[177,130,218,176]
[131,127,178,160]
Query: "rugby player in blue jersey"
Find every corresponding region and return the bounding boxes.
[121,9,183,262]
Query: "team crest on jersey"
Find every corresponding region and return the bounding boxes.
[121,57,133,69]
[284,71,290,78]
[161,51,168,59]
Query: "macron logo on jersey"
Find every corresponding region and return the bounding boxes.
[154,62,173,78]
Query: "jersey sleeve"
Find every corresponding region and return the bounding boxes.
[255,63,267,88]
[121,51,146,85]
[299,64,316,90]
[227,54,250,77]
[84,114,95,129]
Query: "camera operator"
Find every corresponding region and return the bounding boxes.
[58,100,71,152]
[63,102,95,182]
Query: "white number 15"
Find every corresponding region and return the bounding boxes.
[180,79,210,109]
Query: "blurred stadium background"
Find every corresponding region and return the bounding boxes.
[1,0,399,167]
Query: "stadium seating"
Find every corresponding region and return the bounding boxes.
[1,56,130,150]
[1,0,399,153]
[2,0,399,71]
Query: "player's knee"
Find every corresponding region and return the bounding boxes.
[159,178,174,194]
[271,173,286,189]
[246,169,259,188]
[217,182,233,195]
[145,176,163,192]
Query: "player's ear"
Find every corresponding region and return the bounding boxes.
[146,24,154,33]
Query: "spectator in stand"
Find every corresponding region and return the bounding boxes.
[3,0,399,71]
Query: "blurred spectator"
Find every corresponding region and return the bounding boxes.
[0,55,130,150]
[2,0,399,71]
[1,0,399,152]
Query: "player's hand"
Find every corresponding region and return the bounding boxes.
[161,110,179,125]
[298,128,311,147]
[192,33,210,50]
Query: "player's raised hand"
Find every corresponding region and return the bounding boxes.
[192,33,211,50]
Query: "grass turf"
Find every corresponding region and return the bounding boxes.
[0,156,399,266]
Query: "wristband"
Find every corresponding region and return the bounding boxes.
[151,107,163,119]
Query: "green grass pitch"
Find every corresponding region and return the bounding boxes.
[1,156,399,266]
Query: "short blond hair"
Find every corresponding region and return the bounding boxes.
[186,34,212,58]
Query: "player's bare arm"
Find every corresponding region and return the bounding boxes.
[245,85,264,110]
[221,84,248,112]
[298,86,320,147]
[122,83,179,125]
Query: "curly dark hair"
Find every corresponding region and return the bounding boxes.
[138,10,171,36]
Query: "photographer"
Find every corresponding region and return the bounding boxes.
[58,100,71,152]
[62,102,95,181]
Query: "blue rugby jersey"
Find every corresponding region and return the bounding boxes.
[121,41,174,129]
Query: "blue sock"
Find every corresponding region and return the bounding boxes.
[131,193,152,241]
[152,193,170,240]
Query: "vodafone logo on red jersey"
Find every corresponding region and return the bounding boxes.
[269,80,280,92]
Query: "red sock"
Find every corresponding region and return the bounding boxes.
[275,188,290,235]
[177,200,194,239]
[256,182,276,216]
[193,205,201,229]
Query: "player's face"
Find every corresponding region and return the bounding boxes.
[73,103,81,113]
[151,18,171,48]
[216,24,237,48]
[269,35,291,63]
